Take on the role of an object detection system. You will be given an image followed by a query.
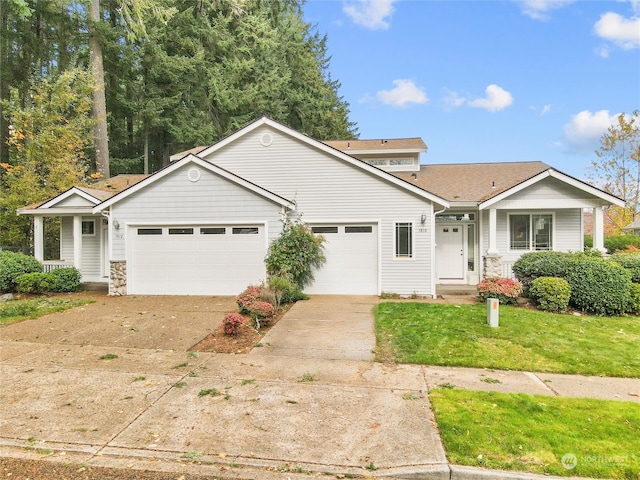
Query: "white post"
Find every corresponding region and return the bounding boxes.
[487,208,498,254]
[33,216,44,262]
[593,206,605,252]
[73,215,83,271]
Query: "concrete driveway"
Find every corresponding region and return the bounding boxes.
[0,293,449,479]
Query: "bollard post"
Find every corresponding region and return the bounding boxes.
[487,298,499,327]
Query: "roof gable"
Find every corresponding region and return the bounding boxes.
[196,117,449,208]
[93,154,295,212]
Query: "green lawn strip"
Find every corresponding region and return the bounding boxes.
[429,388,640,479]
[0,297,93,326]
[375,302,640,377]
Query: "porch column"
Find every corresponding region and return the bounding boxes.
[593,206,605,252]
[33,216,44,262]
[487,208,498,254]
[73,215,83,270]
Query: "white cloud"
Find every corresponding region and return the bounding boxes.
[594,11,640,50]
[563,110,619,153]
[468,84,514,112]
[540,104,552,116]
[376,79,429,107]
[443,90,467,108]
[518,0,575,20]
[343,0,397,30]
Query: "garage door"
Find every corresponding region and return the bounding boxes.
[306,224,378,294]
[128,225,265,295]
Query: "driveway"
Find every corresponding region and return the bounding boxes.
[0,293,448,479]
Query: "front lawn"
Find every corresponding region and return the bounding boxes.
[375,302,640,377]
[430,388,640,479]
[0,297,93,326]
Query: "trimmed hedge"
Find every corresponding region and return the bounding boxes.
[565,256,632,315]
[477,277,522,305]
[0,251,43,293]
[512,251,573,293]
[604,234,640,254]
[609,252,640,283]
[627,283,640,315]
[529,277,571,313]
[15,272,55,294]
[49,267,82,292]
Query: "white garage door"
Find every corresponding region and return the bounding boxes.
[128,225,265,295]
[306,224,378,294]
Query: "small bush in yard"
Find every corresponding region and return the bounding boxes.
[610,252,640,283]
[236,285,263,314]
[529,277,571,313]
[222,313,244,336]
[249,301,275,320]
[15,272,55,294]
[565,256,631,315]
[49,267,82,292]
[0,251,42,293]
[477,277,523,305]
[512,251,572,293]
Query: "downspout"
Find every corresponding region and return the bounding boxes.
[432,206,447,298]
[100,209,111,294]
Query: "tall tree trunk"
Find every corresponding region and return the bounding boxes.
[89,0,110,178]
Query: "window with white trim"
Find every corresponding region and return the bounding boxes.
[509,214,553,251]
[81,220,95,235]
[395,222,413,258]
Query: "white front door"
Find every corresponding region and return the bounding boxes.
[436,224,465,280]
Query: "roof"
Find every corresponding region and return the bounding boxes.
[623,220,640,230]
[323,138,426,153]
[169,146,208,162]
[90,174,149,193]
[393,161,551,203]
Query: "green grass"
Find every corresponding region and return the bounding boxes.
[0,297,93,326]
[430,388,640,479]
[375,302,640,377]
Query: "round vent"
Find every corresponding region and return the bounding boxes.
[260,132,273,147]
[187,167,201,182]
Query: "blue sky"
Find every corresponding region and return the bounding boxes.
[302,0,640,181]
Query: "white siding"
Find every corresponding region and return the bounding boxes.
[55,195,96,208]
[110,164,284,260]
[59,216,102,279]
[201,125,435,295]
[491,177,604,209]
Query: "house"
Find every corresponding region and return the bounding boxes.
[622,220,640,235]
[18,117,624,296]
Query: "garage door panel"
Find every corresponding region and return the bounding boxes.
[307,224,378,295]
[129,225,265,295]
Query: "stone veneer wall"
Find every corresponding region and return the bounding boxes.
[483,254,503,278]
[110,260,127,296]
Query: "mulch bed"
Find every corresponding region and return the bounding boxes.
[189,310,286,354]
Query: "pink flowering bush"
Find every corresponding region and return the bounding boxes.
[236,285,263,314]
[222,312,244,336]
[477,277,523,305]
[249,301,275,320]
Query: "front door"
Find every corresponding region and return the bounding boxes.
[436,224,465,281]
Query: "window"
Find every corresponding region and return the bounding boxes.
[345,226,372,233]
[395,223,413,258]
[81,220,95,235]
[169,228,193,235]
[138,228,162,235]
[200,227,225,235]
[232,227,259,235]
[509,214,553,251]
[312,226,338,234]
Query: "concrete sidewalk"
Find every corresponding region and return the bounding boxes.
[0,293,637,480]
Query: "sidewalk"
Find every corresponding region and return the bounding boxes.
[0,294,637,480]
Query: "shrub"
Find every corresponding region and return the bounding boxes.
[0,251,42,293]
[249,301,275,320]
[512,251,572,293]
[266,275,301,310]
[477,277,523,305]
[529,277,571,313]
[15,272,55,294]
[609,252,640,283]
[627,283,640,315]
[236,285,263,314]
[49,267,82,292]
[604,234,640,254]
[265,220,326,290]
[222,312,244,336]
[565,256,632,315]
